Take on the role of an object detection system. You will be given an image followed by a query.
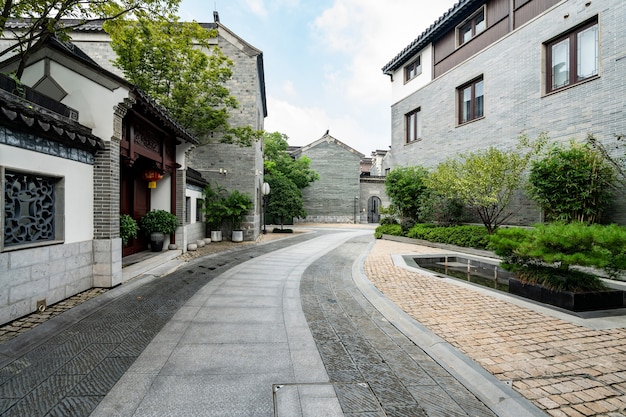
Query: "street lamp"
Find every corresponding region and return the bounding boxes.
[353,196,359,224]
[262,182,270,234]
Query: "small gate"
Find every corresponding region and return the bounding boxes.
[367,196,381,223]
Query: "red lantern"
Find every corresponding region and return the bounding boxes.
[143,169,164,189]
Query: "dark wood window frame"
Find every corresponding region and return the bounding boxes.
[405,108,422,143]
[457,76,484,125]
[457,6,486,47]
[404,56,421,83]
[545,17,599,94]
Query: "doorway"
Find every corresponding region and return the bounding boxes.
[367,196,381,223]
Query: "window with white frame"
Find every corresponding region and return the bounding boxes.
[457,6,486,46]
[405,108,422,143]
[545,17,598,93]
[404,56,421,82]
[458,76,484,124]
[3,168,63,249]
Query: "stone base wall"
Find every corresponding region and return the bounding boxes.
[0,241,94,326]
[184,222,206,248]
[296,216,360,224]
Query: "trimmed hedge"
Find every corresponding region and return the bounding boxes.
[374,224,402,239]
[407,224,490,249]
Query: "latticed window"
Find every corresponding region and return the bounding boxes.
[3,170,57,248]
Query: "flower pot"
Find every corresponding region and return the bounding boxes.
[150,232,165,252]
[232,230,244,242]
[211,230,222,242]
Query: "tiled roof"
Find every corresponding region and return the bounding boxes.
[381,0,481,74]
[0,88,104,152]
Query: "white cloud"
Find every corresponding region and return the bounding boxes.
[264,96,387,154]
[312,0,457,105]
[246,0,268,17]
[281,80,296,96]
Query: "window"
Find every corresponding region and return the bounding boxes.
[3,169,62,249]
[405,108,422,143]
[458,77,484,124]
[196,199,203,222]
[546,18,598,93]
[185,197,191,223]
[404,56,421,82]
[458,7,486,46]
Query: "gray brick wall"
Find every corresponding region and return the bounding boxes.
[298,139,362,223]
[390,0,626,225]
[0,241,93,325]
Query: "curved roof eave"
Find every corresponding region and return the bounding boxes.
[381,0,480,75]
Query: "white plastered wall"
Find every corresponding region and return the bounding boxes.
[390,44,434,104]
[0,144,93,244]
[20,60,128,141]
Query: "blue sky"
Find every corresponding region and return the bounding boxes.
[178,0,458,155]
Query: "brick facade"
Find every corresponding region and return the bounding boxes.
[388,0,626,225]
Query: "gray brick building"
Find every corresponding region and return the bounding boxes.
[382,0,626,225]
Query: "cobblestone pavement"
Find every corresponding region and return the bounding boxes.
[365,239,626,417]
[0,289,109,344]
[301,234,498,416]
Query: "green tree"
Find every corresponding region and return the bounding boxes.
[427,134,547,234]
[105,12,261,145]
[265,174,306,229]
[527,140,616,224]
[384,166,430,224]
[0,0,177,79]
[263,131,319,188]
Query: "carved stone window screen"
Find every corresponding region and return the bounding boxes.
[3,169,57,247]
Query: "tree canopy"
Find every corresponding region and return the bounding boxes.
[0,0,177,79]
[384,166,430,222]
[263,132,319,188]
[427,134,547,234]
[262,131,318,228]
[105,12,260,145]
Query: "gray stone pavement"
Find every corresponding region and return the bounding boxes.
[0,227,544,416]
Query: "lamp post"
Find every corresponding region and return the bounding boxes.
[262,182,270,234]
[353,196,359,224]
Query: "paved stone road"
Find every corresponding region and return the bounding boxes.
[0,232,319,416]
[301,234,497,416]
[0,229,516,417]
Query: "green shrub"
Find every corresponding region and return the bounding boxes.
[374,224,403,239]
[407,224,490,249]
[119,214,138,245]
[527,140,616,224]
[489,222,626,289]
[139,210,178,235]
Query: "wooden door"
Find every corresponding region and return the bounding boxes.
[121,163,150,257]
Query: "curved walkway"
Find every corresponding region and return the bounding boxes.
[0,227,554,416]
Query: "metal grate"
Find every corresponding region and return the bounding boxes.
[3,170,56,246]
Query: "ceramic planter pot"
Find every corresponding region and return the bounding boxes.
[150,232,165,252]
[231,230,243,242]
[211,230,222,242]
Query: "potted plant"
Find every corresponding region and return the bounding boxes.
[139,209,179,252]
[201,183,228,242]
[119,214,139,246]
[224,190,253,242]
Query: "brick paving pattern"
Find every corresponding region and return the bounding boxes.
[0,289,108,344]
[365,239,626,417]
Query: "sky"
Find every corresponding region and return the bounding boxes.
[178,0,458,156]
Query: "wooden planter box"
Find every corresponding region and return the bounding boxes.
[509,278,625,312]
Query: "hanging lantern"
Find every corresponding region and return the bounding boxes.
[143,169,164,189]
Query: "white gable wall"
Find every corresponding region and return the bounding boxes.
[390,44,433,104]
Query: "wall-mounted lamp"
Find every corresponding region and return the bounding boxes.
[205,168,228,175]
